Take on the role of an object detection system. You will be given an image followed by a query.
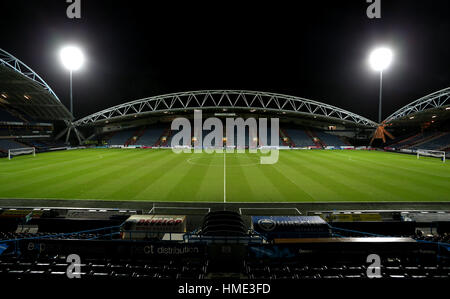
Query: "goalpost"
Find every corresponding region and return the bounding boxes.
[417,149,446,163]
[8,147,36,160]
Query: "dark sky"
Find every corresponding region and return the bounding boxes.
[1,0,449,121]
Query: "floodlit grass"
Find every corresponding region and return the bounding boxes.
[0,149,449,202]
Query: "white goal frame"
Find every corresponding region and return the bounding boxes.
[8,147,36,160]
[416,149,446,163]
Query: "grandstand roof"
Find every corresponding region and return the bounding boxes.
[0,48,73,121]
[384,87,450,126]
[73,90,379,128]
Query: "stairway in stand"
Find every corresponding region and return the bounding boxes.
[305,129,325,147]
[279,129,295,147]
[155,127,173,147]
[125,127,146,146]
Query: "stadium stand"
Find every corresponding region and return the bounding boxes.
[314,131,347,147]
[244,241,450,279]
[0,103,64,154]
[22,139,66,150]
[136,127,165,146]
[0,139,28,151]
[165,124,257,148]
[0,108,25,123]
[385,132,417,147]
[305,130,323,147]
[409,132,446,149]
[389,132,423,148]
[164,128,177,147]
[25,140,47,148]
[0,129,10,136]
[0,207,449,280]
[0,251,208,280]
[279,129,294,147]
[1,241,447,280]
[125,127,145,146]
[410,132,450,150]
[152,124,353,148]
[106,129,135,145]
[199,128,215,147]
[387,130,450,155]
[285,128,315,147]
[107,121,363,149]
[155,126,173,147]
[395,131,437,149]
[0,126,51,137]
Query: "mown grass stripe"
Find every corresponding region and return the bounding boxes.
[282,151,371,202]
[1,149,449,202]
[1,150,143,196]
[226,153,257,202]
[62,149,171,200]
[106,151,188,201]
[306,151,429,201]
[323,151,450,194]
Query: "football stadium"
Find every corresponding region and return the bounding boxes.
[0,0,449,292]
[1,104,450,203]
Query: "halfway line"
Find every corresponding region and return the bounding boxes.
[223,152,226,203]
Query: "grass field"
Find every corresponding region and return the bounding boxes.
[0,149,449,202]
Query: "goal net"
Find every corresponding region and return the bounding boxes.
[416,149,446,162]
[8,147,36,160]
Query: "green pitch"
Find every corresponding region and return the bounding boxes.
[0,149,449,202]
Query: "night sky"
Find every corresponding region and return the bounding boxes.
[1,0,449,121]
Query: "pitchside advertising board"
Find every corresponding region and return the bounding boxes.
[121,215,187,240]
[252,216,330,239]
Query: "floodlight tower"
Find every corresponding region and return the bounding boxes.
[60,46,84,116]
[369,47,393,123]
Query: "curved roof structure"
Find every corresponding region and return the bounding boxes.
[383,87,450,124]
[73,90,378,128]
[0,48,73,121]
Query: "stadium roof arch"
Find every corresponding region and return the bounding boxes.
[383,87,450,125]
[73,90,379,128]
[0,48,73,121]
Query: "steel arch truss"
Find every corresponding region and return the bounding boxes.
[74,90,378,127]
[0,48,61,102]
[384,87,450,123]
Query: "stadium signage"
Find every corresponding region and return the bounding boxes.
[122,215,187,239]
[252,216,330,238]
[257,219,276,231]
[124,215,186,229]
[143,244,202,256]
[171,110,279,164]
